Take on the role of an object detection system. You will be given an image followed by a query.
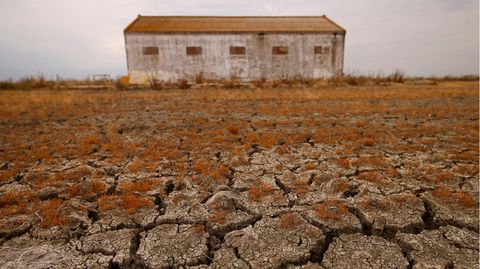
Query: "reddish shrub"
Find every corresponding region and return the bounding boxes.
[246,132,259,144]
[304,162,317,170]
[0,169,17,182]
[78,135,101,155]
[119,180,157,193]
[358,171,383,184]
[226,125,240,135]
[192,224,205,234]
[67,185,81,198]
[208,209,228,224]
[432,186,454,199]
[334,180,349,193]
[334,158,351,169]
[121,192,154,214]
[248,183,274,202]
[40,199,69,228]
[293,179,309,194]
[0,191,20,207]
[314,200,349,220]
[259,134,276,148]
[456,192,476,207]
[98,192,154,214]
[280,212,304,230]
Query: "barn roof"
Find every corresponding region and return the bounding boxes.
[124,16,346,34]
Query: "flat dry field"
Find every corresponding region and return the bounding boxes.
[0,81,478,268]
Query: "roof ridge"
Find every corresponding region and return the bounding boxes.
[137,15,328,18]
[124,15,346,34]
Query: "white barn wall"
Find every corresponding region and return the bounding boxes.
[125,33,344,84]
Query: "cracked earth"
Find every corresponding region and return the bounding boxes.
[0,81,478,268]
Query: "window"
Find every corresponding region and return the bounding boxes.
[230,46,246,55]
[314,46,330,54]
[272,46,289,55]
[142,47,159,55]
[186,46,202,56]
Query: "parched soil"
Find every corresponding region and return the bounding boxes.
[0,81,478,268]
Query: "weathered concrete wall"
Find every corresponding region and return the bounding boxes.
[125,33,345,84]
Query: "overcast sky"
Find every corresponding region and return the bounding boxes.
[0,0,478,79]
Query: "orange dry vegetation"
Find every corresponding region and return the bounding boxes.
[304,162,317,170]
[119,180,157,193]
[98,193,154,214]
[194,160,230,182]
[208,209,228,224]
[192,224,205,234]
[334,180,349,193]
[226,125,240,135]
[431,186,476,208]
[431,186,455,199]
[334,158,351,170]
[314,200,349,220]
[293,179,309,194]
[280,212,304,230]
[0,81,477,230]
[127,160,157,173]
[258,133,276,148]
[456,192,476,207]
[248,182,274,202]
[358,171,383,184]
[78,135,101,155]
[207,199,231,224]
[39,199,69,228]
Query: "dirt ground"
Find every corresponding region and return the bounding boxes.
[0,81,478,268]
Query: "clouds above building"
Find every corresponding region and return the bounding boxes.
[0,0,478,79]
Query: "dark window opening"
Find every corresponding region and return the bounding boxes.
[142,47,159,55]
[186,46,202,56]
[272,46,289,55]
[230,46,246,55]
[314,46,330,54]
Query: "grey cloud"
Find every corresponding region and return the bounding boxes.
[0,0,477,79]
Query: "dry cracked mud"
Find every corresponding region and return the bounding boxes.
[0,81,478,268]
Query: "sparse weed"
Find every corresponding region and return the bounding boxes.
[280,212,303,229]
[248,183,274,202]
[314,200,349,220]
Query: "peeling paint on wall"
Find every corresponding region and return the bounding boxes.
[125,33,345,84]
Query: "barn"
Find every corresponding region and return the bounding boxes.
[124,16,346,84]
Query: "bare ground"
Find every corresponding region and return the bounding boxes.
[0,81,478,268]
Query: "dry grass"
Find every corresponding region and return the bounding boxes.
[314,200,349,220]
[432,186,455,199]
[456,192,476,207]
[248,183,274,202]
[39,199,69,228]
[119,180,157,193]
[292,179,309,194]
[208,209,228,224]
[431,186,476,208]
[0,80,477,230]
[226,125,240,135]
[98,193,154,214]
[192,224,205,234]
[280,212,304,229]
[358,171,384,184]
[334,180,349,193]
[334,158,351,170]
[304,162,317,170]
